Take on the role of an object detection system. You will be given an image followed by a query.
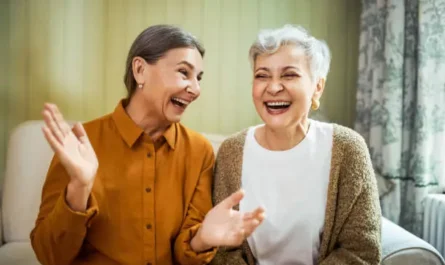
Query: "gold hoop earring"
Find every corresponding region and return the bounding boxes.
[311,99,320,110]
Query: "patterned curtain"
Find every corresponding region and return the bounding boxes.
[355,0,445,236]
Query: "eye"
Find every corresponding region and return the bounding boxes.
[179,69,188,77]
[282,73,300,79]
[255,74,269,79]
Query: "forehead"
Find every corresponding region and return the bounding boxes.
[161,47,203,71]
[255,45,309,71]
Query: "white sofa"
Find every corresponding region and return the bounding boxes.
[1,120,444,265]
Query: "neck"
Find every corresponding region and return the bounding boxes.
[125,95,170,141]
[261,118,310,151]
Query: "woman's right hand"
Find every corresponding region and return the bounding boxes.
[42,103,98,210]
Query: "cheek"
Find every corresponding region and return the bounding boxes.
[287,80,311,101]
[162,73,186,92]
[252,82,264,102]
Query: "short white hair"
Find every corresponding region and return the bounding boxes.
[249,24,331,82]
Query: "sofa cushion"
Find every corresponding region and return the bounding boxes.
[201,133,226,154]
[2,121,54,243]
[0,242,40,265]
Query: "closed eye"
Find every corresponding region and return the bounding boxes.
[282,73,300,79]
[179,69,188,77]
[255,74,269,79]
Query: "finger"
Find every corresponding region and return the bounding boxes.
[243,207,265,220]
[45,103,71,136]
[72,122,90,145]
[42,109,65,145]
[220,189,245,210]
[42,126,64,155]
[243,218,263,238]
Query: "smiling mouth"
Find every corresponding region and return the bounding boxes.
[171,97,190,108]
[264,101,291,114]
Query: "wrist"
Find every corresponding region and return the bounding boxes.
[68,179,93,192]
[190,227,213,253]
[66,181,92,212]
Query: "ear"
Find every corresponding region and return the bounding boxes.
[132,56,148,85]
[313,78,326,101]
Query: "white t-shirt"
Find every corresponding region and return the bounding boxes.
[240,120,333,265]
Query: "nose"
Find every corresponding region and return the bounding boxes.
[266,80,283,95]
[186,79,201,97]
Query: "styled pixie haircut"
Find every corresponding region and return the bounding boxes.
[248,24,331,82]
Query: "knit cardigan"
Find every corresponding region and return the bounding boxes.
[210,124,382,265]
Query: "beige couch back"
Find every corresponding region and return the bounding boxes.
[2,121,55,243]
[1,120,226,244]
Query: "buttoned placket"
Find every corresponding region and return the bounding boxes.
[141,134,156,264]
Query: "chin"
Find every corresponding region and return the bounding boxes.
[165,114,182,124]
[259,113,289,129]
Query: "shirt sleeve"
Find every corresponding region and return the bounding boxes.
[320,133,381,265]
[174,142,217,265]
[30,155,99,265]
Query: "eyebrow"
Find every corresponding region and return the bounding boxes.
[283,66,301,72]
[177,61,204,76]
[254,66,301,73]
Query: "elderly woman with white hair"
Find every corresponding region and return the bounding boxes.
[210,25,382,265]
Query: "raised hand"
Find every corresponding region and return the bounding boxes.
[42,103,98,210]
[192,190,265,251]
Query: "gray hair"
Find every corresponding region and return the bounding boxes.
[249,24,331,82]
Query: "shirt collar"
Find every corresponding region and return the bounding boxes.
[112,99,177,149]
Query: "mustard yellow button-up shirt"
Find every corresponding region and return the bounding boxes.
[30,100,216,265]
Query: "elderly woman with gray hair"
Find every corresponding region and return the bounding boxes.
[210,25,382,265]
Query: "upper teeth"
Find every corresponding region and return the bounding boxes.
[266,102,291,106]
[172,97,189,105]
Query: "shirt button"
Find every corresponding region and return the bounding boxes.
[145,187,151,193]
[146,224,152,229]
[147,152,152,158]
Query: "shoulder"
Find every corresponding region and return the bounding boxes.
[80,113,114,136]
[331,124,375,186]
[177,123,214,155]
[217,129,248,159]
[332,124,369,155]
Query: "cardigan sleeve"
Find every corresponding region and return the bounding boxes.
[210,136,250,265]
[320,131,382,265]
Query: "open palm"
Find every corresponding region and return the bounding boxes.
[199,190,265,247]
[42,103,98,187]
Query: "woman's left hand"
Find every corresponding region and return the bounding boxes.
[191,189,265,252]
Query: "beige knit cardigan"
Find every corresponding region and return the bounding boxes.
[210,124,382,265]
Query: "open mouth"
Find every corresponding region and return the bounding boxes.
[264,101,291,114]
[171,97,190,109]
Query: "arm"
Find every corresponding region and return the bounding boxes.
[30,156,99,265]
[174,143,217,265]
[320,134,381,265]
[210,139,249,265]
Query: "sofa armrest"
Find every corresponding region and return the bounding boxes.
[381,217,445,265]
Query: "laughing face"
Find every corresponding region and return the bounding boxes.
[252,45,323,130]
[138,47,204,123]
